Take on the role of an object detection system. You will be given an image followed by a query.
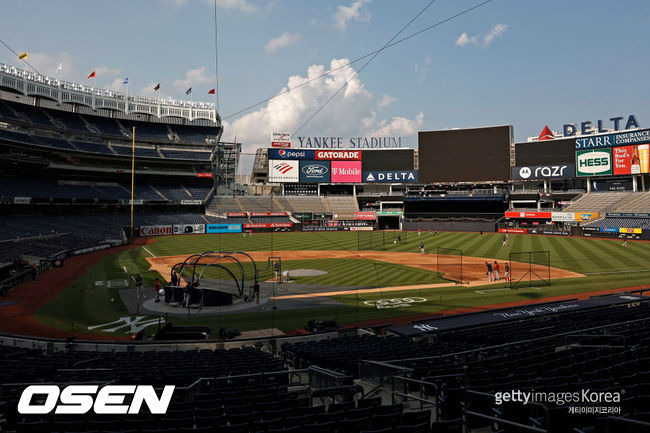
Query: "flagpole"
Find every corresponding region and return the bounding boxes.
[130,126,136,239]
[214,1,219,113]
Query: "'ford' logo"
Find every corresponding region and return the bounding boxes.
[302,165,328,175]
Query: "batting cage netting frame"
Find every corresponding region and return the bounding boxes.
[509,250,551,290]
[436,247,464,285]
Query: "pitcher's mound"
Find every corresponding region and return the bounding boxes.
[285,269,328,277]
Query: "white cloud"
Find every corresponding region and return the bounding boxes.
[95,66,122,77]
[138,82,170,99]
[173,66,216,92]
[365,112,424,137]
[456,24,508,47]
[334,0,371,30]
[265,32,301,53]
[105,77,127,91]
[455,32,474,47]
[483,23,508,46]
[414,56,431,84]
[377,94,396,109]
[12,51,79,79]
[223,58,422,173]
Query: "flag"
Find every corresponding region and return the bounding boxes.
[87,71,96,79]
[56,63,62,72]
[153,83,160,91]
[123,77,128,85]
[186,87,192,95]
[18,52,28,60]
[208,88,215,94]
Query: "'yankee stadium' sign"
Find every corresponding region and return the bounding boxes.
[297,136,404,149]
[363,170,418,183]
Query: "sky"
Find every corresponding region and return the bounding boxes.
[1,0,649,172]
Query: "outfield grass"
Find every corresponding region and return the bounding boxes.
[35,231,650,337]
[199,258,446,287]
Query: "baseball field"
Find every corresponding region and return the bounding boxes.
[18,231,650,339]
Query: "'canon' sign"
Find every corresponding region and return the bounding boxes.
[140,225,173,236]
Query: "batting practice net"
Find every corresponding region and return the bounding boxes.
[436,247,464,284]
[509,250,551,290]
[356,230,408,251]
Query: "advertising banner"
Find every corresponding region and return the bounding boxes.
[575,212,599,221]
[551,212,575,222]
[362,170,418,183]
[173,224,206,235]
[13,197,31,204]
[575,128,650,150]
[268,148,315,160]
[505,211,553,219]
[331,160,362,182]
[271,132,291,148]
[600,227,619,233]
[511,164,575,180]
[315,150,362,160]
[607,212,650,218]
[243,223,292,229]
[196,172,213,178]
[498,228,527,234]
[354,211,377,220]
[250,212,287,217]
[180,200,203,205]
[619,228,642,234]
[613,144,650,175]
[350,226,374,231]
[206,224,242,233]
[299,160,330,183]
[140,225,173,236]
[226,212,247,217]
[269,159,299,183]
[576,148,613,177]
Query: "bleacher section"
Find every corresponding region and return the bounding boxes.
[207,195,358,217]
[0,178,211,203]
[0,99,218,145]
[326,196,359,217]
[585,217,650,230]
[0,97,218,163]
[283,296,650,432]
[563,192,637,212]
[0,343,448,433]
[0,213,220,242]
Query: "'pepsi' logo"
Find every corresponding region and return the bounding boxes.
[279,150,286,156]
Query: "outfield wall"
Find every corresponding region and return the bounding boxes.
[403,221,497,232]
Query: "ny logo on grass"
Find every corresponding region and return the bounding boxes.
[88,316,162,334]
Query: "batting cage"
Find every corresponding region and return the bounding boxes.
[436,247,464,284]
[509,250,551,290]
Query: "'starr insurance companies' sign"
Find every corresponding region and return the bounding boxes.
[296,136,404,148]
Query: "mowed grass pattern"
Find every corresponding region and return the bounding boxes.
[35,231,650,336]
